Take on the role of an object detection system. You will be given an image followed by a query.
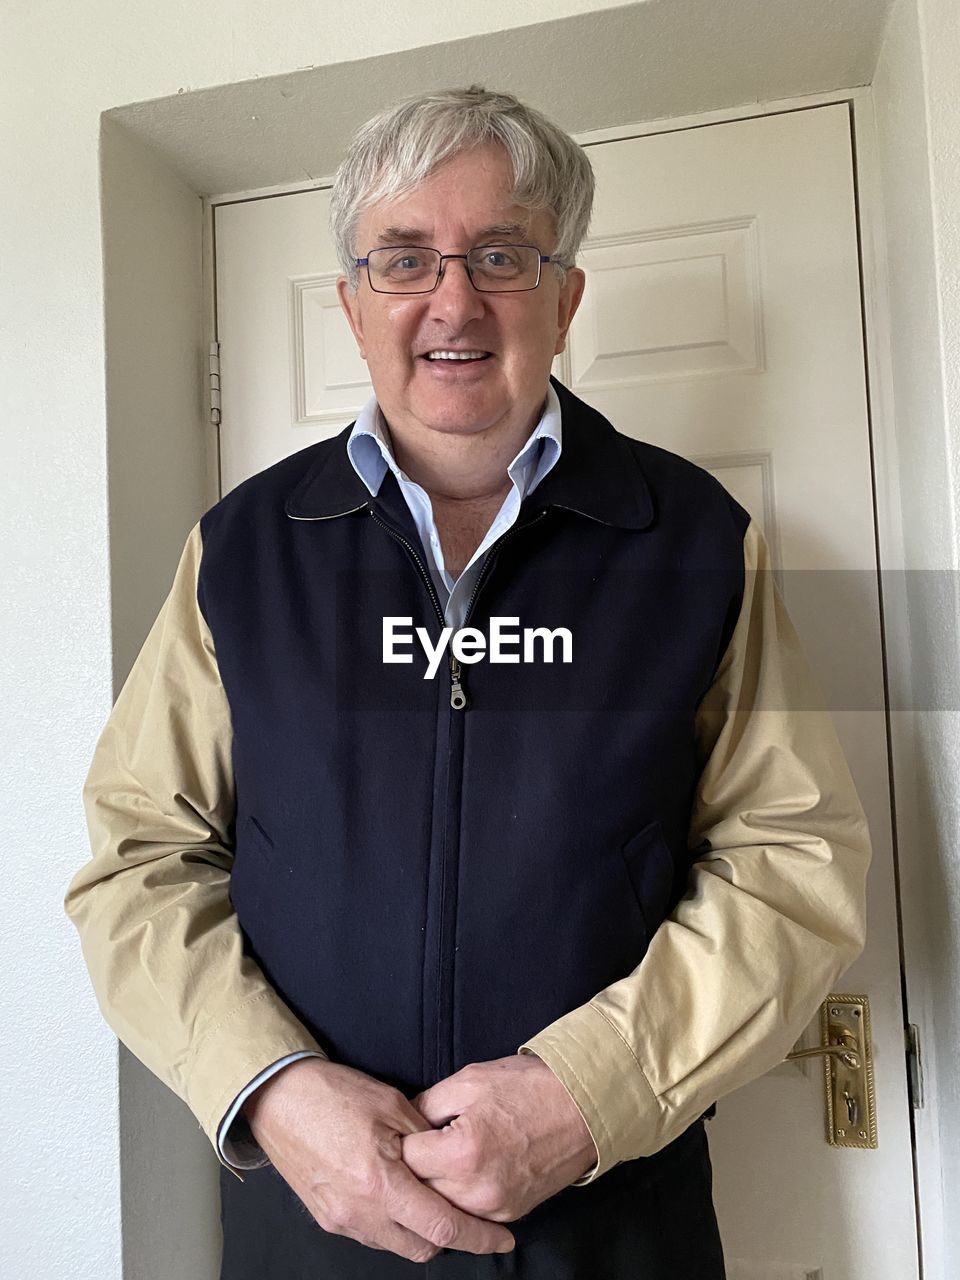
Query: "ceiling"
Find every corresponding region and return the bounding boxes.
[104,0,893,197]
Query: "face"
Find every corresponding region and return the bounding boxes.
[336,141,586,449]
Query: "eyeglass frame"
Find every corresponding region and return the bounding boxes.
[354,244,559,294]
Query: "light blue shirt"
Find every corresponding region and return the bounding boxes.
[348,382,562,629]
[217,382,563,1169]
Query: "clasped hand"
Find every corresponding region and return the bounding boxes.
[403,1055,597,1223]
[242,1053,596,1265]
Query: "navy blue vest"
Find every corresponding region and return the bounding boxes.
[198,374,745,1140]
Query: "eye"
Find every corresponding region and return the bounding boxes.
[481,249,521,268]
[472,245,527,278]
[369,249,436,286]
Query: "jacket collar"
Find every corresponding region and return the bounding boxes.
[284,375,654,531]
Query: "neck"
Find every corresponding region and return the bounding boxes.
[381,397,546,505]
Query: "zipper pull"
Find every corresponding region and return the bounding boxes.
[449,654,467,710]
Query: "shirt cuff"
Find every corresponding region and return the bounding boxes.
[216,1050,327,1173]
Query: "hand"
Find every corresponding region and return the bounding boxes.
[241,1057,516,1263]
[401,1055,598,1223]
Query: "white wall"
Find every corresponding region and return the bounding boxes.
[99,116,224,1278]
[3,0,957,1276]
[873,2,960,1277]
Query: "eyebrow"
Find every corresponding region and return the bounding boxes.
[373,221,530,246]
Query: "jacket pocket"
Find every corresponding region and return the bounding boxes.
[619,819,675,950]
[245,813,274,851]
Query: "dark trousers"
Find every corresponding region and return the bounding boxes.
[219,1118,726,1279]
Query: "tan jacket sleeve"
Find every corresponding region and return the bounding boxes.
[64,522,326,1173]
[518,517,872,1184]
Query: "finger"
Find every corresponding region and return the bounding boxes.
[350,1217,441,1265]
[400,1127,457,1181]
[391,1094,440,1135]
[389,1165,515,1255]
[414,1085,464,1127]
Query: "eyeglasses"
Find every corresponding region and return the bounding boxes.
[356,244,556,294]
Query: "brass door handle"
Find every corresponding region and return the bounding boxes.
[783,995,877,1147]
[785,1029,861,1070]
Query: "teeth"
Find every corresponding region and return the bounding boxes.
[425,350,489,360]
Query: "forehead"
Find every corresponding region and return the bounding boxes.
[356,145,555,247]
[366,219,539,248]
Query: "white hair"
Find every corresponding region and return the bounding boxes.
[330,85,595,292]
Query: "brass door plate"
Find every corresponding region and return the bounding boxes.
[822,994,877,1148]
[783,993,878,1147]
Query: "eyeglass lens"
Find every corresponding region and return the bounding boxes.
[366,245,542,293]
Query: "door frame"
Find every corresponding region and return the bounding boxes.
[201,84,937,1275]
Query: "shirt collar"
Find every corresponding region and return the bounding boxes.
[285,376,654,531]
[346,381,563,502]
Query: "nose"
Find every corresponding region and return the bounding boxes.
[428,256,486,328]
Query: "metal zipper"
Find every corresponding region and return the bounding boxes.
[290,501,554,704]
[448,507,550,708]
[368,508,447,628]
[295,504,461,708]
[372,501,550,1083]
[461,507,549,624]
[370,505,549,709]
[437,504,552,1077]
[449,655,467,710]
[367,506,454,1082]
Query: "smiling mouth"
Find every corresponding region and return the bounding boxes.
[420,350,493,363]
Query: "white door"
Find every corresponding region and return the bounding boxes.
[213,102,919,1280]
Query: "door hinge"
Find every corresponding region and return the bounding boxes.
[208,341,221,426]
[905,1023,924,1109]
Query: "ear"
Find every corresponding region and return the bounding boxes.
[554,267,586,356]
[336,275,367,360]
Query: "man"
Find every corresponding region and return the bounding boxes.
[65,86,871,1278]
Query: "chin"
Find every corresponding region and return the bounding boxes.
[421,413,501,438]
[413,391,505,434]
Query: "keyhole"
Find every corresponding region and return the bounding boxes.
[844,1091,859,1126]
